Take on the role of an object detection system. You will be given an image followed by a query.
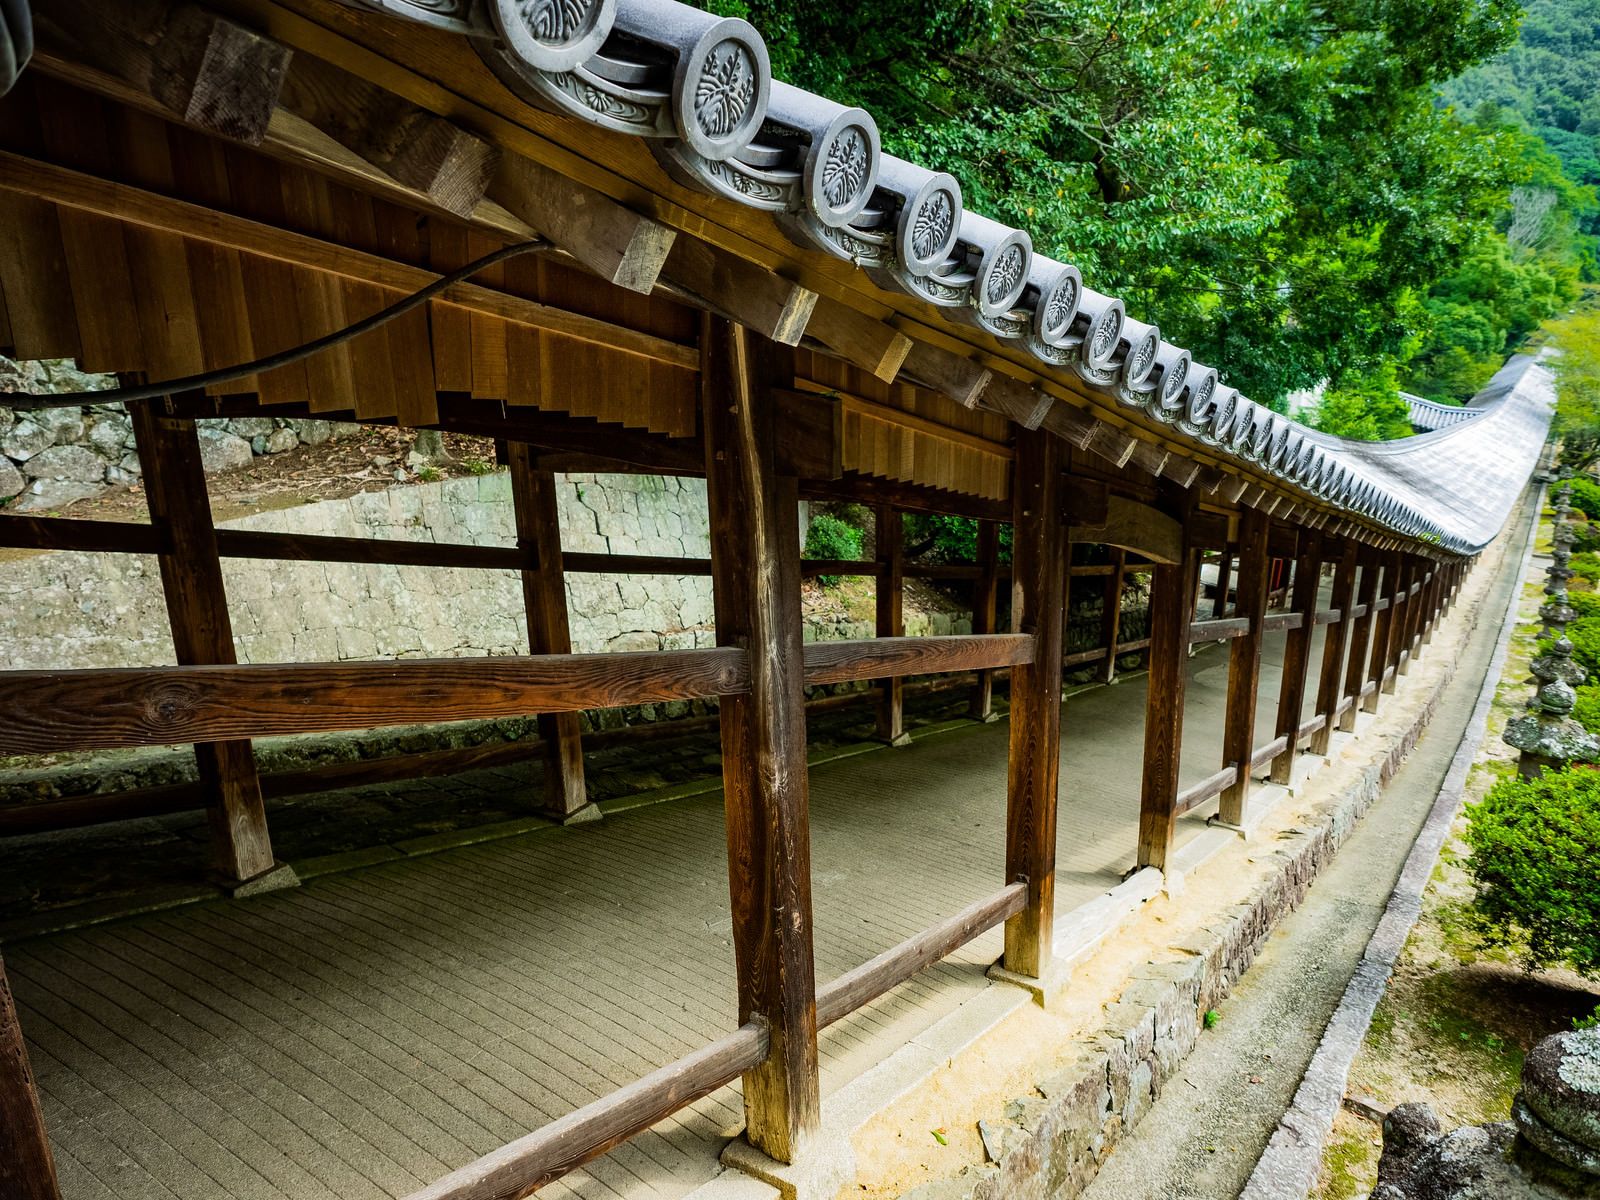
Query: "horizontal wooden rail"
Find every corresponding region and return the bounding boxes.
[1189,617,1251,642]
[0,515,165,554]
[1349,604,1369,619]
[1261,612,1303,633]
[1313,609,1342,626]
[816,882,1028,1028]
[1062,634,1152,667]
[1297,714,1327,739]
[404,1023,768,1200]
[798,558,880,579]
[1177,765,1237,814]
[0,648,751,754]
[1250,735,1290,770]
[802,635,1034,687]
[217,529,528,571]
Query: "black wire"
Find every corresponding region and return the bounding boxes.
[7,240,551,411]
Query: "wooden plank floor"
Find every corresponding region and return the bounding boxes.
[11,636,1315,1200]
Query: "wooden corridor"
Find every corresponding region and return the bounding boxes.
[7,631,1313,1200]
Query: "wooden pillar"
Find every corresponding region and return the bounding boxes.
[968,520,1000,721]
[1218,507,1271,826]
[1422,566,1442,646]
[1310,540,1358,757]
[875,506,909,745]
[129,401,275,884]
[1339,553,1382,732]
[1383,557,1413,692]
[702,315,819,1162]
[1365,552,1401,709]
[507,443,590,820]
[1213,549,1233,618]
[1002,428,1067,978]
[1,953,61,1200]
[1399,562,1426,673]
[1270,531,1323,784]
[1099,549,1126,685]
[1138,530,1199,871]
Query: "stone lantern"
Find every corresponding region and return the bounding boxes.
[1504,676,1600,779]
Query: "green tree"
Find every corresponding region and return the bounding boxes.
[1548,296,1600,471]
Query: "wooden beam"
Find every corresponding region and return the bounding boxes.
[1218,506,1270,826]
[802,635,1034,686]
[404,1024,767,1200]
[1099,549,1126,685]
[701,314,819,1162]
[666,236,816,346]
[874,507,909,746]
[129,399,275,884]
[0,152,696,369]
[0,649,751,754]
[798,473,1010,523]
[33,0,292,144]
[1270,531,1323,785]
[969,520,1001,720]
[507,446,589,821]
[1076,495,1182,564]
[806,295,912,382]
[490,153,676,294]
[1002,428,1067,978]
[898,340,991,408]
[280,50,499,218]
[1138,523,1198,871]
[436,399,703,473]
[0,953,62,1200]
[772,389,843,480]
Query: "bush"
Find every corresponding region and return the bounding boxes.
[1573,553,1600,587]
[1569,591,1600,620]
[1567,478,1600,521]
[1464,767,1600,977]
[1575,686,1600,735]
[904,513,1013,565]
[1564,616,1600,675]
[804,512,863,585]
[1574,520,1600,556]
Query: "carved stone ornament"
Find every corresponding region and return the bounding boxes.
[1111,319,1162,409]
[489,0,616,72]
[941,213,1032,333]
[862,156,965,302]
[1070,292,1126,387]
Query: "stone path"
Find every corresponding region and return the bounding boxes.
[9,628,1308,1200]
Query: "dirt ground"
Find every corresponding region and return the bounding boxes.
[1312,521,1600,1199]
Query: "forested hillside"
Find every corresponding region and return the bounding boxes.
[699,0,1587,435]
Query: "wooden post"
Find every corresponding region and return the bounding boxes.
[1138,526,1198,872]
[129,401,276,885]
[1398,561,1425,674]
[1365,553,1400,710]
[1,953,62,1200]
[1310,540,1358,757]
[1382,556,1412,693]
[702,314,819,1162]
[1099,549,1126,685]
[1213,549,1233,618]
[968,520,1000,720]
[506,444,591,821]
[875,506,909,745]
[1339,553,1382,733]
[1270,531,1322,784]
[1218,507,1271,826]
[1002,428,1067,978]
[1422,566,1442,646]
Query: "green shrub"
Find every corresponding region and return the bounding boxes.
[1575,686,1600,735]
[1464,767,1600,977]
[904,514,1013,565]
[1569,591,1600,620]
[1574,521,1600,556]
[1565,616,1600,675]
[804,512,863,585]
[1567,478,1600,522]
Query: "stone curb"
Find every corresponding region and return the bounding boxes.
[894,495,1529,1200]
[1239,485,1542,1200]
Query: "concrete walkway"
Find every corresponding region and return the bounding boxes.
[11,623,1311,1200]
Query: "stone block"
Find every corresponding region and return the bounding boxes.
[196,428,253,472]
[262,427,298,454]
[36,406,85,445]
[22,444,105,482]
[0,404,14,434]
[288,418,333,445]
[0,456,22,499]
[228,416,276,439]
[2,418,51,459]
[86,414,131,456]
[10,479,103,512]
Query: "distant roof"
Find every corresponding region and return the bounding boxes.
[1403,392,1485,433]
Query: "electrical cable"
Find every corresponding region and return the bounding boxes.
[7,239,552,411]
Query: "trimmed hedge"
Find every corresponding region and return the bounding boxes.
[1465,766,1600,977]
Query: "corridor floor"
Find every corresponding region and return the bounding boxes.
[9,627,1315,1200]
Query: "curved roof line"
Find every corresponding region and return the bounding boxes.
[283,3,1557,552]
[1403,392,1485,432]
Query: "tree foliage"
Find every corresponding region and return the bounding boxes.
[703,0,1520,410]
[1547,296,1600,471]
